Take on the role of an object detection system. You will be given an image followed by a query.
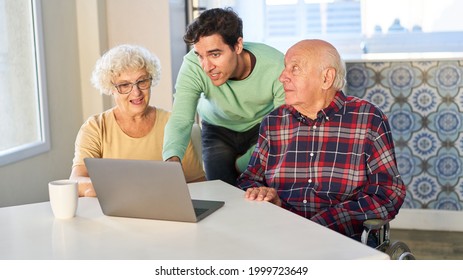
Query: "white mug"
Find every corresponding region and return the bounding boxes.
[48,179,78,219]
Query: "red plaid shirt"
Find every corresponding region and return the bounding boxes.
[237,91,406,241]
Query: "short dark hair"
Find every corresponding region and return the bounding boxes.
[183,7,243,50]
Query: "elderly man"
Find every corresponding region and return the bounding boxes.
[236,39,406,242]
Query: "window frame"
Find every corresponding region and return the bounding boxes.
[0,0,50,166]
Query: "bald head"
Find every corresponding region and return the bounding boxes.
[287,39,346,90]
[290,39,335,55]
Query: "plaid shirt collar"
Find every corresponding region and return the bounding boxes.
[288,91,347,125]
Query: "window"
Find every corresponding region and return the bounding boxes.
[0,0,49,166]
[192,0,463,56]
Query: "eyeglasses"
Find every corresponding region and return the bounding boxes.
[112,77,152,94]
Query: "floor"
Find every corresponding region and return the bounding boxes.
[389,228,463,260]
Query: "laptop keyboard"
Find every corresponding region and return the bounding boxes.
[194,208,208,216]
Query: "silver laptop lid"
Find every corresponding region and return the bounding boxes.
[84,158,224,222]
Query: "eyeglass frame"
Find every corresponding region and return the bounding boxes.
[112,77,153,95]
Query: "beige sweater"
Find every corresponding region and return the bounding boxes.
[72,107,204,182]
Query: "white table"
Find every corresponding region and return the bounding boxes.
[0,180,388,260]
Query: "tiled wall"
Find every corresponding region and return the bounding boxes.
[345,59,463,211]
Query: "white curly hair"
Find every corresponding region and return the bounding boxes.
[91,44,161,95]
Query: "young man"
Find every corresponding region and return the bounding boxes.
[163,8,285,186]
[237,39,406,243]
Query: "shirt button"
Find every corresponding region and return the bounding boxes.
[303,199,307,204]
[308,178,312,183]
[312,125,317,129]
[310,152,314,157]
[326,116,329,120]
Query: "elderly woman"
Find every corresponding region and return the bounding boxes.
[70,44,205,197]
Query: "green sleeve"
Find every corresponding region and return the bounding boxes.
[235,144,256,173]
[163,53,202,160]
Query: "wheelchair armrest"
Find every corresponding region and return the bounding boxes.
[363,219,391,230]
[361,219,392,247]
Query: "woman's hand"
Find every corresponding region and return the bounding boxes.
[78,180,96,197]
[70,165,96,197]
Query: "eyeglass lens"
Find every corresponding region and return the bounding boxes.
[115,78,152,94]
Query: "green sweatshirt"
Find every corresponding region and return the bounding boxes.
[163,42,285,161]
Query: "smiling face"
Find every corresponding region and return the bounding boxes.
[193,34,242,86]
[111,69,151,116]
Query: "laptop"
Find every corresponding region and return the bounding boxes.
[84,158,224,222]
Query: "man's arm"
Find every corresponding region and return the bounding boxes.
[163,55,202,161]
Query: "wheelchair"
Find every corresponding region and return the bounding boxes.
[361,219,416,260]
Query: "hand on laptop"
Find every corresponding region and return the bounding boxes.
[77,179,96,197]
[166,156,181,163]
[244,187,282,207]
[73,178,96,197]
[70,166,97,197]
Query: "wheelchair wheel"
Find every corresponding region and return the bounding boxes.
[385,241,416,260]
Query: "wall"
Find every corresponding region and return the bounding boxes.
[344,55,463,231]
[77,0,178,120]
[76,0,112,121]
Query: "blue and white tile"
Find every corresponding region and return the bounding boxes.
[428,147,462,187]
[427,102,463,142]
